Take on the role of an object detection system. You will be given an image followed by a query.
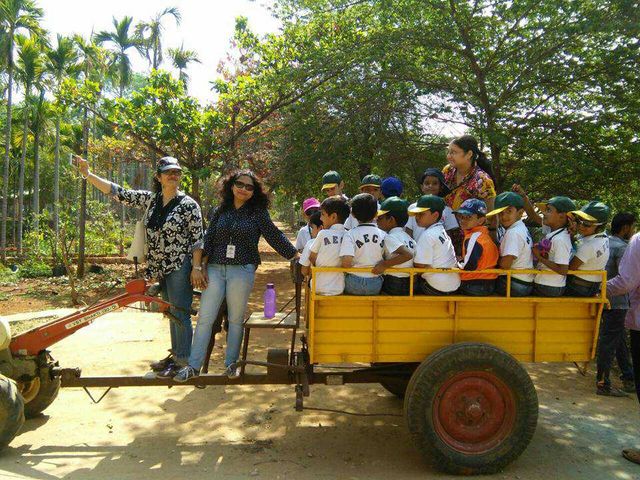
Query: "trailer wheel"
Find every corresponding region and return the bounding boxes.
[22,364,60,419]
[0,374,24,449]
[404,343,538,475]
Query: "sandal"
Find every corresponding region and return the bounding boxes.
[622,449,640,465]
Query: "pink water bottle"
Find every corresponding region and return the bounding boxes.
[264,283,276,318]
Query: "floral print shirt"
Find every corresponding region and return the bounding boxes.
[110,183,203,279]
[443,164,496,210]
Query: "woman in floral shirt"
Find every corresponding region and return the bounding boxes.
[74,156,204,377]
[442,135,497,252]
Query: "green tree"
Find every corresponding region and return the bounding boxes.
[167,43,200,90]
[136,6,181,70]
[0,0,42,261]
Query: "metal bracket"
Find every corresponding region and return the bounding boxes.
[82,386,113,404]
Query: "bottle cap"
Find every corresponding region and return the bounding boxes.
[266,283,275,288]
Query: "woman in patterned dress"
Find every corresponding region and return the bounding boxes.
[74,155,204,377]
[442,135,497,253]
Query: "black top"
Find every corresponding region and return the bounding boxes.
[203,204,297,265]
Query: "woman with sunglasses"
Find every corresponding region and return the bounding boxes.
[73,156,204,377]
[174,169,298,381]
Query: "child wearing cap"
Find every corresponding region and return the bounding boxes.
[565,201,611,297]
[487,192,534,297]
[340,193,404,295]
[359,174,383,200]
[305,196,351,295]
[512,185,575,297]
[406,168,459,245]
[381,177,404,199]
[299,211,323,276]
[375,197,416,295]
[411,195,461,295]
[295,197,322,252]
[454,199,500,296]
[321,170,346,198]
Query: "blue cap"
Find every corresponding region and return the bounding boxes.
[453,198,487,216]
[381,177,403,198]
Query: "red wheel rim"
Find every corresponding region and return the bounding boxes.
[432,370,516,454]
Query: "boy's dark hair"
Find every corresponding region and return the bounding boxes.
[350,193,378,223]
[387,211,409,228]
[320,196,350,223]
[611,212,636,234]
[309,211,323,228]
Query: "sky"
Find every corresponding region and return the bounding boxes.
[40,0,281,102]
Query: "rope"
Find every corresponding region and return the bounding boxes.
[301,406,402,417]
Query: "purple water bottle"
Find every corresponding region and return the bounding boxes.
[264,283,276,318]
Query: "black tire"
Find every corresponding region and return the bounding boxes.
[23,364,60,419]
[404,343,538,475]
[0,374,25,450]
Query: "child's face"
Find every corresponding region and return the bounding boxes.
[421,176,442,196]
[310,224,322,238]
[361,186,381,199]
[376,213,396,232]
[322,183,343,197]
[415,210,440,228]
[320,209,338,228]
[575,218,598,237]
[498,206,522,228]
[456,213,486,231]
[542,205,566,230]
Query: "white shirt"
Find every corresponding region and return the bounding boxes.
[299,238,314,267]
[309,224,346,295]
[574,233,609,282]
[406,204,457,241]
[295,225,312,251]
[340,223,402,278]
[344,214,359,230]
[384,227,415,278]
[414,222,461,292]
[534,227,572,287]
[499,220,534,283]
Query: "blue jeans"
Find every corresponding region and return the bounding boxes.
[459,280,495,296]
[416,278,452,296]
[533,283,565,297]
[188,263,256,369]
[597,309,634,386]
[382,275,410,296]
[160,256,194,364]
[496,276,533,297]
[565,275,601,297]
[345,274,383,295]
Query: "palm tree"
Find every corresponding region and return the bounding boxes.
[95,16,143,97]
[136,7,180,70]
[168,44,200,91]
[0,0,43,261]
[46,34,78,253]
[15,33,44,256]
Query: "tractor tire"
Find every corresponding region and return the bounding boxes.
[23,363,60,419]
[0,374,24,450]
[404,342,538,475]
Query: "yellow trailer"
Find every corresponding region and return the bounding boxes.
[306,267,607,474]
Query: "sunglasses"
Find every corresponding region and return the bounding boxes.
[234,180,255,192]
[162,169,182,176]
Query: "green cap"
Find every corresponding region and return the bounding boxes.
[535,196,576,214]
[359,174,382,189]
[487,191,525,217]
[570,201,610,224]
[378,196,409,217]
[408,195,445,216]
[321,171,342,191]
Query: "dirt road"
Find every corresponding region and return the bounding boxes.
[1,260,640,479]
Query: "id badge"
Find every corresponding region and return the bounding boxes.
[226,244,236,259]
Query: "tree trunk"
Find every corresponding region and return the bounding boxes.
[32,112,40,251]
[77,107,89,278]
[53,116,61,258]
[119,159,125,256]
[192,175,200,204]
[1,36,14,262]
[17,92,30,258]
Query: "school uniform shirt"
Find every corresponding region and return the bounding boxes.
[295,225,312,251]
[534,227,572,288]
[384,227,415,278]
[573,233,610,283]
[299,238,315,267]
[309,224,346,295]
[414,222,461,292]
[499,220,534,283]
[406,204,458,241]
[340,223,402,278]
